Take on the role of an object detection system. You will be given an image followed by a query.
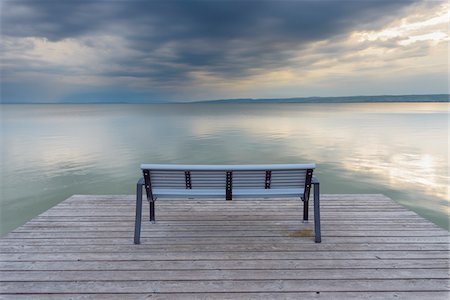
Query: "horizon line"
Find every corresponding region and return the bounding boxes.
[1,93,449,104]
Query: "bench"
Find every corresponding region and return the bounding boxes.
[134,164,321,244]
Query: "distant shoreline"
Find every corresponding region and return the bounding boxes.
[193,94,449,104]
[2,94,448,104]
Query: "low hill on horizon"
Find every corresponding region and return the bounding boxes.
[193,94,449,104]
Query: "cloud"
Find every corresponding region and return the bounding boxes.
[0,0,447,102]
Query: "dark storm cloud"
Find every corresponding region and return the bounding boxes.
[2,0,422,82]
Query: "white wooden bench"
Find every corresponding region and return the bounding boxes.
[134,164,321,244]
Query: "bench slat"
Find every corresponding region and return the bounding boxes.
[153,188,305,198]
[141,164,316,171]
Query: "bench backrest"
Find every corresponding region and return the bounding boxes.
[141,164,315,200]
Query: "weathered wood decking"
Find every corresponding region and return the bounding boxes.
[0,194,449,299]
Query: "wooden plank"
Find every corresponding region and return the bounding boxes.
[8,228,442,237]
[1,268,449,281]
[53,207,406,213]
[54,204,404,210]
[1,236,448,245]
[1,243,448,253]
[1,291,449,300]
[15,223,442,231]
[1,251,449,262]
[56,200,403,204]
[1,259,447,271]
[21,219,428,225]
[28,217,428,223]
[1,279,449,293]
[53,201,403,206]
[25,198,404,204]
[58,197,396,202]
[58,194,394,199]
[4,230,448,239]
[33,209,424,216]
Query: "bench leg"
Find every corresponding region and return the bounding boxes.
[149,201,155,224]
[313,181,321,243]
[134,179,144,244]
[303,198,309,222]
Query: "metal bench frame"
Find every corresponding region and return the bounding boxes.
[134,164,321,244]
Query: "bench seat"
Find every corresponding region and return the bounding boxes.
[153,188,305,198]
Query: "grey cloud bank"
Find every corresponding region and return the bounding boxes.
[1,0,448,103]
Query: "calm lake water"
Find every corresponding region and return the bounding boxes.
[1,103,449,234]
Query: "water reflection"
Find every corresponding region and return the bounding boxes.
[183,104,448,204]
[0,103,448,234]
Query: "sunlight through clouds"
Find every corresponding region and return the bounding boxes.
[175,1,449,99]
[353,2,448,45]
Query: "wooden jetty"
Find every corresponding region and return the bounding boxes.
[0,194,449,299]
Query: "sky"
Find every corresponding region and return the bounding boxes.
[1,0,449,103]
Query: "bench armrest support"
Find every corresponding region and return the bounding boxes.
[311,176,319,184]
